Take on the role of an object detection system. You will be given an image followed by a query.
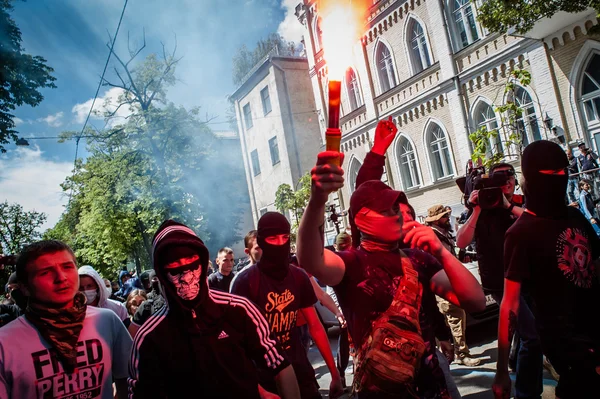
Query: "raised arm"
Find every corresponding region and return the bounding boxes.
[355,117,397,189]
[297,152,347,286]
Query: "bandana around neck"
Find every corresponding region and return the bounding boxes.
[25,291,87,373]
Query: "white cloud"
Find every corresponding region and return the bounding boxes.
[71,87,132,127]
[0,147,72,232]
[13,117,24,126]
[38,111,64,127]
[277,0,305,44]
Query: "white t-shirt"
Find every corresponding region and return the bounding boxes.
[0,306,132,399]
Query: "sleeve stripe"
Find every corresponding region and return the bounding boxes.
[128,303,168,385]
[209,290,284,367]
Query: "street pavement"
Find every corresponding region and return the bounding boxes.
[308,320,558,398]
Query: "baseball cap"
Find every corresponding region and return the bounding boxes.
[350,180,408,217]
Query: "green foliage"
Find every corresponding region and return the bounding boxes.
[0,0,57,152]
[469,69,538,168]
[50,42,247,276]
[0,200,47,255]
[274,173,311,232]
[232,33,300,85]
[477,0,600,34]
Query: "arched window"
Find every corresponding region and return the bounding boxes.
[474,102,503,155]
[452,0,479,49]
[396,136,421,190]
[581,54,600,123]
[375,42,397,93]
[408,19,432,74]
[314,16,323,52]
[348,157,362,193]
[427,123,453,179]
[512,86,542,145]
[346,68,363,111]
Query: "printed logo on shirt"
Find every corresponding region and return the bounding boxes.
[556,227,597,288]
[218,330,229,339]
[265,289,295,312]
[264,289,298,347]
[33,339,105,399]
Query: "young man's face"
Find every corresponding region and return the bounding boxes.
[400,203,414,224]
[244,237,263,265]
[111,281,119,293]
[22,250,79,309]
[121,274,131,285]
[216,252,234,275]
[165,254,202,301]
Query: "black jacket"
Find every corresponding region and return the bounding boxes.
[128,221,289,398]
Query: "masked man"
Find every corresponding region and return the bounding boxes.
[297,148,486,398]
[493,141,600,399]
[231,212,344,399]
[129,220,300,399]
[78,265,129,325]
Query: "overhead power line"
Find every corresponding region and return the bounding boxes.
[68,0,128,205]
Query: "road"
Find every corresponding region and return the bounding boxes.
[308,320,558,398]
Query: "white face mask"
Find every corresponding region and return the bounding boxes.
[106,287,112,297]
[166,268,202,300]
[83,289,98,304]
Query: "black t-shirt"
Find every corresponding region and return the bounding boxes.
[474,207,518,292]
[335,248,448,399]
[230,264,318,395]
[208,271,235,293]
[505,207,600,359]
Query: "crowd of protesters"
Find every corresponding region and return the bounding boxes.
[0,118,598,399]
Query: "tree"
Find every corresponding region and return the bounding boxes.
[477,0,600,34]
[469,68,551,168]
[0,201,47,255]
[51,34,247,275]
[232,33,300,85]
[0,0,56,152]
[274,173,311,232]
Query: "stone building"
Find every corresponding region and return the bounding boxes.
[230,51,323,227]
[295,0,599,224]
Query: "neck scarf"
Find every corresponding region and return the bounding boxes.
[360,238,400,253]
[25,292,87,373]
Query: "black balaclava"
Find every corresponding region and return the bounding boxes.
[153,220,220,330]
[521,140,569,218]
[256,212,291,281]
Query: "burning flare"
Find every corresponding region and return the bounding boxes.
[319,0,363,164]
[320,1,361,80]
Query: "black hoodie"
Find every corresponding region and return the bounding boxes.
[128,220,289,398]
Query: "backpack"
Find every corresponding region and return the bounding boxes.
[352,255,426,397]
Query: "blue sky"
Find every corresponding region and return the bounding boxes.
[1,0,304,230]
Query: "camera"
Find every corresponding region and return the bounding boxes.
[456,162,514,209]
